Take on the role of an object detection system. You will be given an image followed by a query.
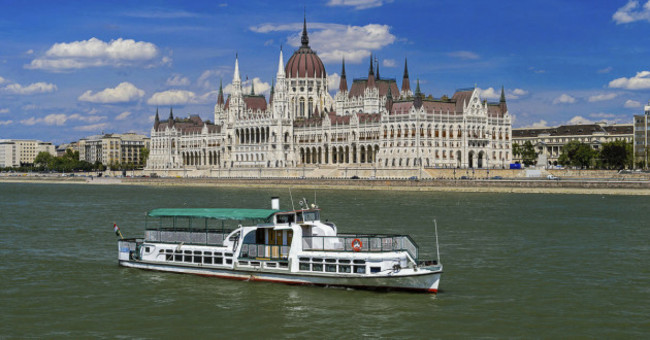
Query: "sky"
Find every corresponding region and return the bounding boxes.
[1,0,650,144]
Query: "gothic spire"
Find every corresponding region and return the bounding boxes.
[277,46,285,77]
[339,57,348,92]
[169,106,174,120]
[250,80,255,95]
[375,56,380,80]
[301,12,309,47]
[269,79,275,103]
[500,85,506,102]
[415,78,421,96]
[233,53,240,83]
[401,57,411,93]
[155,107,159,122]
[367,54,376,89]
[368,54,374,76]
[217,79,224,105]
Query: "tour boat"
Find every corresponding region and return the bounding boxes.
[117,197,443,293]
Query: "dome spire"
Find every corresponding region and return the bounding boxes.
[301,11,309,47]
[339,57,348,92]
[277,45,285,77]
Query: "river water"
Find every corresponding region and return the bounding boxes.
[1,182,648,338]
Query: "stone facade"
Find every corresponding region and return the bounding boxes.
[147,19,512,171]
[633,101,650,168]
[0,139,56,167]
[78,133,150,167]
[512,123,633,166]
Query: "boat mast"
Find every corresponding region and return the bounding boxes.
[434,219,441,264]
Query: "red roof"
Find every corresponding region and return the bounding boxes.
[285,46,326,78]
[348,79,400,98]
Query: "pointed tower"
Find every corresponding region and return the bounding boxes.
[229,54,243,122]
[217,79,224,106]
[273,46,287,120]
[339,58,348,92]
[375,56,380,80]
[386,83,393,113]
[269,79,275,104]
[414,79,423,109]
[168,107,174,127]
[499,85,508,114]
[214,79,226,125]
[401,57,411,97]
[367,54,376,89]
[250,80,255,95]
[154,107,160,129]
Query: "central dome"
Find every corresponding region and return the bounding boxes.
[285,18,326,79]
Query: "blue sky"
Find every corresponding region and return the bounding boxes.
[1,0,650,144]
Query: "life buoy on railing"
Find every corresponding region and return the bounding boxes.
[351,238,363,252]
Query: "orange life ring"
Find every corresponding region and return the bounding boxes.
[351,238,362,252]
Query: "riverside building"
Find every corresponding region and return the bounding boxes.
[78,133,150,167]
[147,19,513,172]
[0,139,56,167]
[633,101,650,168]
[512,123,633,166]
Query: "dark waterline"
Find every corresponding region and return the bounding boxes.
[1,183,648,338]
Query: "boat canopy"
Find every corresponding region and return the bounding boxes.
[147,208,281,221]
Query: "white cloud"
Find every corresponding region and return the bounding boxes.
[447,51,480,60]
[251,22,396,63]
[25,37,162,71]
[74,123,109,132]
[166,74,190,86]
[326,0,392,10]
[529,67,546,74]
[608,71,650,90]
[26,49,34,55]
[147,90,197,105]
[242,78,270,96]
[598,66,613,74]
[0,120,12,126]
[327,73,341,93]
[20,113,106,126]
[197,67,230,89]
[509,88,529,99]
[613,0,650,24]
[382,59,396,67]
[477,87,500,100]
[567,116,594,125]
[523,120,549,129]
[0,108,9,114]
[589,112,617,119]
[78,82,145,103]
[553,94,576,104]
[588,93,617,102]
[116,111,131,120]
[0,76,5,84]
[3,82,58,95]
[624,99,642,108]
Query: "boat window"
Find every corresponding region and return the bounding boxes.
[174,252,182,261]
[370,267,381,273]
[325,264,337,272]
[354,266,366,274]
[302,211,320,222]
[325,259,336,263]
[225,253,233,257]
[338,265,351,273]
[215,257,223,265]
[279,262,289,269]
[312,258,323,262]
[251,262,260,267]
[353,260,365,264]
[184,250,192,263]
[299,262,310,271]
[145,246,151,253]
[239,261,249,266]
[166,253,173,261]
[266,262,277,268]
[204,252,212,256]
[339,259,351,264]
[204,256,213,264]
[193,251,202,263]
[299,257,310,262]
[276,214,295,224]
[226,259,233,265]
[243,231,256,244]
[312,263,323,271]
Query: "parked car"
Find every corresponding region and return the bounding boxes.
[547,174,559,180]
[460,176,469,180]
[490,176,503,180]
[350,175,360,179]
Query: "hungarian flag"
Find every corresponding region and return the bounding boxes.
[113,223,120,236]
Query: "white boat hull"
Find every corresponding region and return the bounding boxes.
[119,260,442,293]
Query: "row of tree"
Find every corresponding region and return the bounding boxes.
[0,147,150,172]
[513,140,633,169]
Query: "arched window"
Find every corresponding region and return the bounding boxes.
[308,98,314,117]
[300,97,305,117]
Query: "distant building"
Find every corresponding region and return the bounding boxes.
[78,133,150,167]
[512,123,633,166]
[633,101,650,168]
[0,139,56,167]
[55,142,78,157]
[148,18,513,171]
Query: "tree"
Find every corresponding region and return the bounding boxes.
[600,140,633,169]
[140,147,150,167]
[34,152,54,169]
[558,141,597,168]
[520,141,538,166]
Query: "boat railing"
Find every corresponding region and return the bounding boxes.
[144,228,233,246]
[302,235,419,261]
[239,242,290,260]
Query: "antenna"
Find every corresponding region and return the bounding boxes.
[434,219,441,264]
[289,188,295,211]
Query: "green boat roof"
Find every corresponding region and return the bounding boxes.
[147,208,281,221]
